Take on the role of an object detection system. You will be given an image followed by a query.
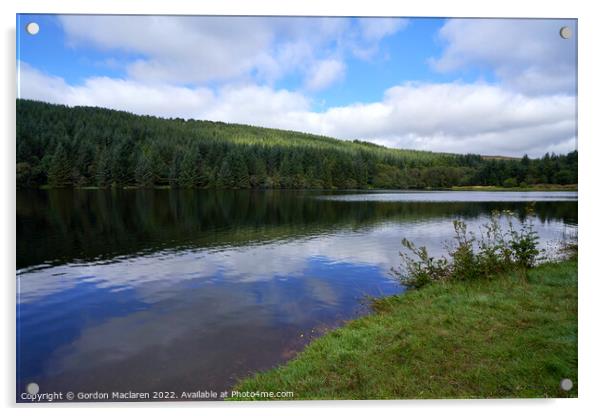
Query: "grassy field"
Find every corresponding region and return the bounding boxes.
[230,259,577,400]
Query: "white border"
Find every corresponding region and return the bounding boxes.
[2,1,601,415]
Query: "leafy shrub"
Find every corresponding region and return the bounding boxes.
[476,210,514,275]
[390,238,449,288]
[503,177,518,188]
[507,208,540,268]
[391,208,541,289]
[449,220,480,281]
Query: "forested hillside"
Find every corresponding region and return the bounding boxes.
[16,100,578,189]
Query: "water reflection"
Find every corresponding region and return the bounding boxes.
[16,190,577,400]
[17,189,577,270]
[18,254,398,397]
[319,190,577,202]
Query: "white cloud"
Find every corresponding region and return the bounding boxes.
[58,15,403,89]
[431,19,577,95]
[203,84,311,123]
[358,17,409,42]
[19,63,576,157]
[304,59,346,91]
[19,62,214,119]
[60,15,276,85]
[351,18,408,60]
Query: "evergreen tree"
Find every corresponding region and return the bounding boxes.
[111,140,134,186]
[217,156,234,188]
[320,157,333,189]
[179,151,202,188]
[251,157,267,188]
[47,143,72,187]
[95,149,112,188]
[230,151,250,189]
[16,162,33,188]
[353,155,369,188]
[168,152,182,188]
[290,153,304,188]
[15,99,579,190]
[280,154,293,188]
[135,152,155,188]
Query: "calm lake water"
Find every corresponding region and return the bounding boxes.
[16,190,577,401]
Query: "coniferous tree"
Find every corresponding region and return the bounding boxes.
[111,140,134,186]
[179,151,201,188]
[291,153,304,188]
[95,149,112,188]
[135,152,155,188]
[168,152,182,188]
[47,143,72,187]
[251,157,267,188]
[16,162,33,188]
[15,99,578,190]
[280,154,293,188]
[217,156,234,188]
[230,151,250,189]
[320,157,333,189]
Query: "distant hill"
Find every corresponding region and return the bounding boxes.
[16,99,577,189]
[481,155,521,161]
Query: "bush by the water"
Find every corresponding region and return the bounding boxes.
[391,208,540,288]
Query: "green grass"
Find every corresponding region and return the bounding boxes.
[230,259,577,400]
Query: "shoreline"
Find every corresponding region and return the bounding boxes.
[28,185,577,192]
[449,185,577,192]
[229,259,578,400]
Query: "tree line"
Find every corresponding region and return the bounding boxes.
[16,99,578,189]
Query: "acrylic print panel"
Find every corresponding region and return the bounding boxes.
[16,15,577,402]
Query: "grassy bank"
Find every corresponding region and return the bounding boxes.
[230,259,577,399]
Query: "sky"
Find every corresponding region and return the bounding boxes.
[17,15,577,157]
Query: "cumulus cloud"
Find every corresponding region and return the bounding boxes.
[203,84,311,123]
[60,15,277,84]
[307,82,575,156]
[304,59,346,91]
[19,63,576,157]
[430,18,577,95]
[58,15,404,88]
[358,18,409,42]
[350,18,409,59]
[19,62,215,119]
